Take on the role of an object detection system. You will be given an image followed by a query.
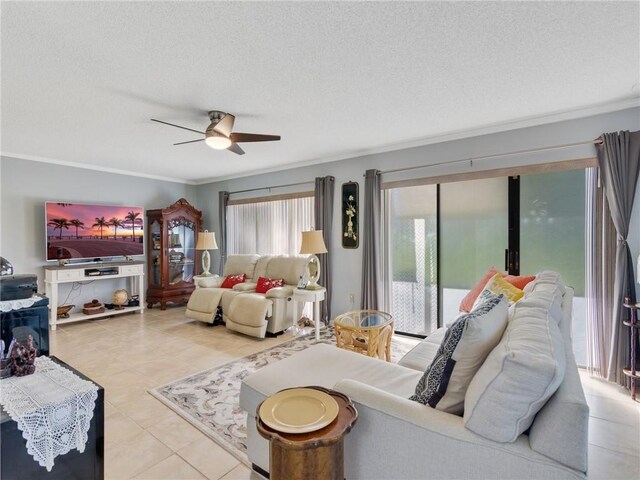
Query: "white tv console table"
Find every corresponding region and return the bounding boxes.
[44,261,145,330]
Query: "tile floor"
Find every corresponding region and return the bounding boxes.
[50,306,640,479]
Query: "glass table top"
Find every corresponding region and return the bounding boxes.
[334,310,393,328]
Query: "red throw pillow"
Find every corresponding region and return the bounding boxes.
[221,274,246,289]
[255,277,284,294]
[459,267,502,313]
[503,274,536,290]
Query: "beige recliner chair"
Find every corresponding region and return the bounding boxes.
[185,254,308,338]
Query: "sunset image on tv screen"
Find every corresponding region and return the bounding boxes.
[46,203,144,260]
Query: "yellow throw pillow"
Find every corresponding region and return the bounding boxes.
[484,273,524,304]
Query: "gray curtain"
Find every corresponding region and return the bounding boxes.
[585,168,617,378]
[595,131,640,385]
[361,169,381,310]
[218,191,230,275]
[314,176,335,323]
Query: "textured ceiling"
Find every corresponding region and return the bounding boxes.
[2,1,639,184]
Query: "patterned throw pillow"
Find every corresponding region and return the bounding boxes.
[458,268,502,313]
[409,294,508,415]
[220,274,246,289]
[483,273,524,304]
[459,269,535,312]
[255,277,284,294]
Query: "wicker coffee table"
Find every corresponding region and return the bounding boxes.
[334,310,393,361]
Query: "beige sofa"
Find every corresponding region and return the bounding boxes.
[240,272,589,479]
[186,254,308,338]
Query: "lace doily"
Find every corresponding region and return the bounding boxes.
[0,356,99,471]
[0,295,41,312]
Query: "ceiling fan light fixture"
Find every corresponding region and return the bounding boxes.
[205,132,232,150]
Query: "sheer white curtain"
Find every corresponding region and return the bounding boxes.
[227,195,314,255]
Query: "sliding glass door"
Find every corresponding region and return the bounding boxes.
[440,178,509,322]
[384,185,438,336]
[519,169,586,365]
[384,168,586,353]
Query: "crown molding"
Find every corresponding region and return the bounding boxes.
[196,96,640,185]
[0,152,196,185]
[3,97,638,186]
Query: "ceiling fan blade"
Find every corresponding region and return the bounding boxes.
[230,132,281,143]
[213,113,235,137]
[227,143,245,155]
[173,139,205,146]
[151,119,205,135]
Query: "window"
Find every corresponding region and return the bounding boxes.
[227,194,314,255]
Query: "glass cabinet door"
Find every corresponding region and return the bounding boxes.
[150,219,162,286]
[167,219,195,285]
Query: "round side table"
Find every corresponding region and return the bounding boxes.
[256,386,357,480]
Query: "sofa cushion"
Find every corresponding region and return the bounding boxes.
[223,254,260,279]
[196,276,223,288]
[221,274,246,289]
[240,343,422,417]
[410,295,508,414]
[398,327,448,371]
[255,277,284,294]
[263,255,308,286]
[463,296,566,443]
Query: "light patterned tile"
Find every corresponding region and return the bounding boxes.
[104,412,145,447]
[105,430,172,480]
[219,464,265,480]
[134,454,205,479]
[147,414,206,452]
[117,394,176,429]
[588,444,640,479]
[177,438,240,480]
[589,414,640,457]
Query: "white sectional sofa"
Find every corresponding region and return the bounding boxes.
[186,254,308,337]
[240,272,589,479]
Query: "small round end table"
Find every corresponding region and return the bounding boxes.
[256,386,357,480]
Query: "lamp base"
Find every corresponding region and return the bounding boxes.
[201,250,212,277]
[305,283,323,290]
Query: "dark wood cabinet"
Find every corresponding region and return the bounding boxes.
[146,198,202,309]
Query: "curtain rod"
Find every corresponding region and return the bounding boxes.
[228,180,314,195]
[377,139,603,176]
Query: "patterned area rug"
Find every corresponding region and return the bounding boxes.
[148,328,417,465]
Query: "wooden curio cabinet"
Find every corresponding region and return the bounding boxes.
[146,198,202,309]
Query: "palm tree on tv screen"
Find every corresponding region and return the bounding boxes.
[69,219,86,239]
[47,218,70,239]
[109,217,124,239]
[125,211,141,241]
[93,217,108,239]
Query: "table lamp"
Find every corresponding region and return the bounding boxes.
[196,230,218,277]
[299,230,327,290]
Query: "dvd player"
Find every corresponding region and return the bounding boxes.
[84,268,119,277]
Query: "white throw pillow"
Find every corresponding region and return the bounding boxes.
[463,299,566,442]
[410,294,508,415]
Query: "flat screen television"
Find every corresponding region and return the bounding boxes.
[45,202,144,261]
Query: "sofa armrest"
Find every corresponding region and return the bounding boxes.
[197,276,223,288]
[334,379,467,437]
[265,285,295,299]
[233,282,257,292]
[333,379,584,480]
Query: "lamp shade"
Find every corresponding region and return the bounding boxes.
[299,230,327,254]
[196,230,218,250]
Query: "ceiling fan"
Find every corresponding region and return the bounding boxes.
[151,111,281,155]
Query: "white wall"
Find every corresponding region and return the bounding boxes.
[0,156,197,302]
[196,107,640,316]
